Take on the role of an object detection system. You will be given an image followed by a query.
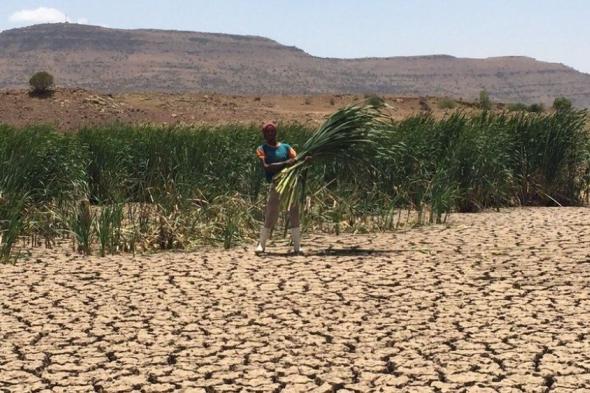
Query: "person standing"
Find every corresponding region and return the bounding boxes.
[255,123,305,254]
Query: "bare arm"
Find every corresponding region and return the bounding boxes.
[259,157,296,174]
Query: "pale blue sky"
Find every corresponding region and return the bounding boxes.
[1,0,589,73]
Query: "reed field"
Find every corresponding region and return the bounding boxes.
[0,109,589,261]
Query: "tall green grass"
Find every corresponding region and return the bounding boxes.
[373,110,590,212]
[0,109,588,260]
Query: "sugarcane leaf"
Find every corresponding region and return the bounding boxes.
[276,105,385,210]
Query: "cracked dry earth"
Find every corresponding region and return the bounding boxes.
[1,207,590,393]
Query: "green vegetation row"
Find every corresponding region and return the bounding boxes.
[1,109,589,261]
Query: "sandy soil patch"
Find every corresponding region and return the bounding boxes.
[1,207,589,392]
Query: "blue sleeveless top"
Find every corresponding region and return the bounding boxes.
[256,143,296,182]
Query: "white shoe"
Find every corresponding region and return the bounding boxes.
[255,226,270,254]
[255,243,265,254]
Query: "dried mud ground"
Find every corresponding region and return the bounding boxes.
[1,207,590,393]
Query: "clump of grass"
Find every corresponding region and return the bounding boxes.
[209,194,257,249]
[95,202,124,256]
[0,193,28,263]
[507,102,529,112]
[438,98,457,109]
[69,200,94,255]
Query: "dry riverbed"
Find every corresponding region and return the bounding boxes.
[1,207,589,392]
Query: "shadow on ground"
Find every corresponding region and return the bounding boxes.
[260,247,391,257]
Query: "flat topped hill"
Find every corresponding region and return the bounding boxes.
[1,23,590,106]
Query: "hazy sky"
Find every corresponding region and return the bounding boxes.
[1,0,589,73]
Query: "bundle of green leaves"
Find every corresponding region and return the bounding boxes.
[275,105,386,209]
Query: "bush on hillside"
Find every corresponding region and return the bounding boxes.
[365,94,385,108]
[553,97,573,112]
[29,71,54,96]
[528,103,545,113]
[479,89,492,110]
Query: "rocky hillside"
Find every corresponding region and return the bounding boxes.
[1,23,589,106]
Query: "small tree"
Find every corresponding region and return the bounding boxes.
[528,103,545,113]
[479,89,492,110]
[29,71,54,95]
[553,96,572,112]
[365,94,385,108]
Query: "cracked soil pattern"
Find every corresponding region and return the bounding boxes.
[1,207,589,392]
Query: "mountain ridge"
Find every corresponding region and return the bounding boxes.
[1,23,589,106]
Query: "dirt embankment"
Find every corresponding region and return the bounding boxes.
[0,88,482,131]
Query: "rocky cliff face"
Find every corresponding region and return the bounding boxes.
[1,23,589,106]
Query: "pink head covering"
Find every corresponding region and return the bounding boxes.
[262,123,276,134]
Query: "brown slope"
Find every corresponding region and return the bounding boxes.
[1,23,589,107]
[0,88,485,131]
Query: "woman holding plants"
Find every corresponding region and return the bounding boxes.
[255,106,380,255]
[255,123,308,255]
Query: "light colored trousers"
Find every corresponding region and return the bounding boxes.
[264,183,300,229]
